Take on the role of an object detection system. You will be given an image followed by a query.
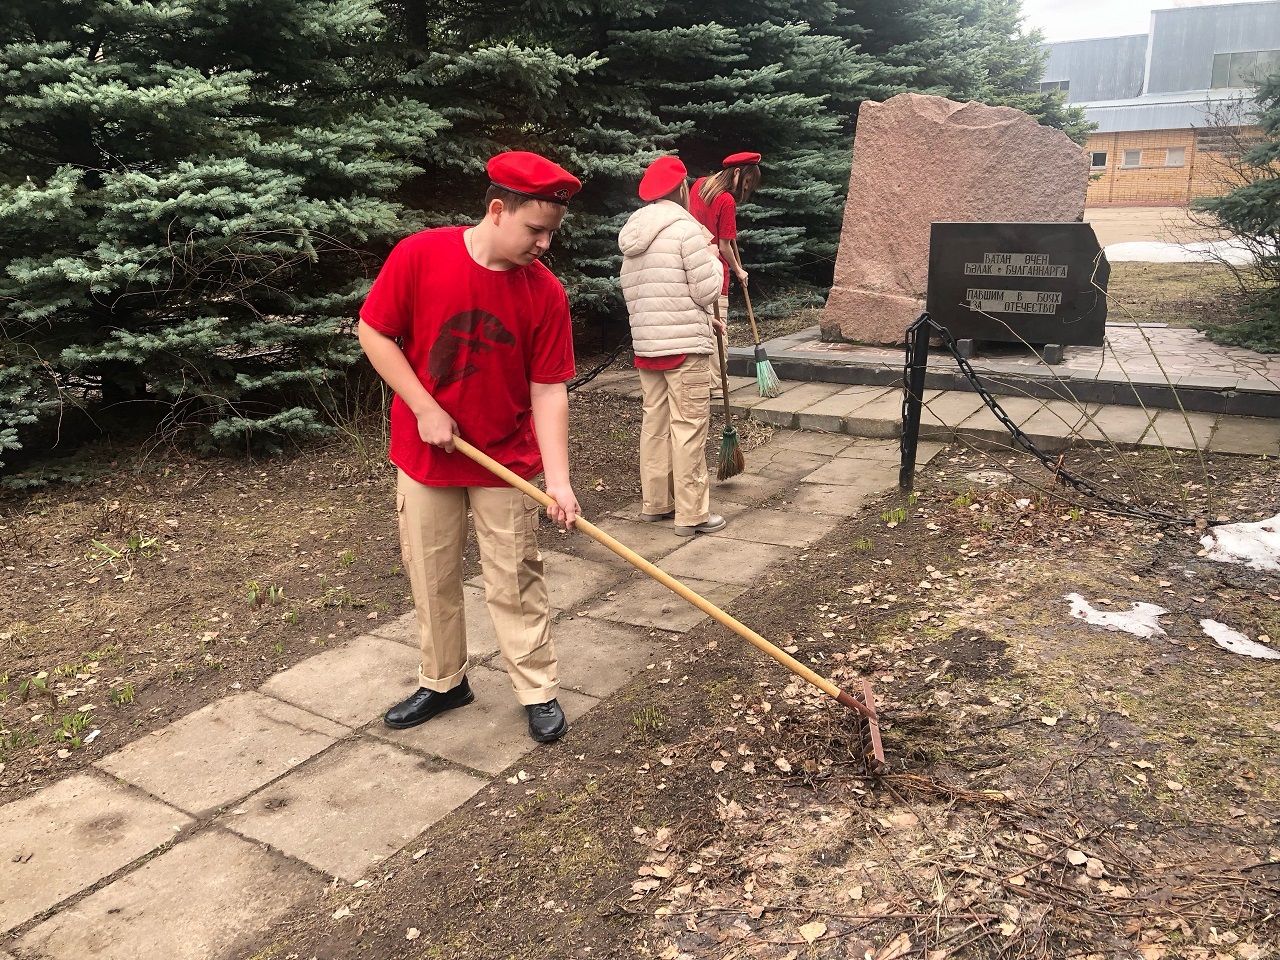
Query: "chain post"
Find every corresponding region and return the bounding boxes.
[899,313,932,492]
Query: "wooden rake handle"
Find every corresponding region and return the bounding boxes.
[451,435,876,720]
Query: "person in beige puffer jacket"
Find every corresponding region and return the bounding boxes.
[619,156,728,536]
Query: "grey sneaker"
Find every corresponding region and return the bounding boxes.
[674,514,727,537]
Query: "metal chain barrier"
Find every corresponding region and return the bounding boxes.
[567,339,630,393]
[901,313,1198,527]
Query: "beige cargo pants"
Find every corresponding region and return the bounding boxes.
[638,355,712,528]
[395,470,557,706]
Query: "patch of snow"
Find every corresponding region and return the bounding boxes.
[1066,593,1168,639]
[1199,513,1280,573]
[1199,619,1280,660]
[1103,239,1256,265]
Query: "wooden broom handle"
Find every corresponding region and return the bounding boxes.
[450,435,875,719]
[731,239,763,345]
[713,299,732,420]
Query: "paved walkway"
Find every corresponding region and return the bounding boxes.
[585,370,1280,456]
[0,430,935,960]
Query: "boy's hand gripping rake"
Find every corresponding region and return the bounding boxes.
[452,435,885,773]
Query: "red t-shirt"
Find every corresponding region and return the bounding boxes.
[689,177,738,295]
[359,226,576,487]
[635,354,685,371]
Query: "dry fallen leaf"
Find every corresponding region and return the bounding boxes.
[775,757,793,773]
[332,905,352,920]
[1085,858,1106,879]
[405,928,421,941]
[1040,715,1058,726]
[710,760,727,774]
[1066,849,1088,867]
[799,921,827,944]
[1166,780,1185,792]
[876,932,914,960]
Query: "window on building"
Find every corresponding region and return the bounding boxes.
[1165,147,1187,167]
[1122,149,1142,168]
[1090,151,1108,168]
[1211,49,1280,88]
[1039,79,1070,93]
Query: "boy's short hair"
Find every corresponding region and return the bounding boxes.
[484,185,537,212]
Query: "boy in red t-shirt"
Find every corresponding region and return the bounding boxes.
[357,151,581,744]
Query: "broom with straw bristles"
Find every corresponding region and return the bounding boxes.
[713,299,744,481]
[732,239,780,398]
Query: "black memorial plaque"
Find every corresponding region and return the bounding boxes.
[925,222,1109,347]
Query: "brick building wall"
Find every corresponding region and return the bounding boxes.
[1084,127,1259,206]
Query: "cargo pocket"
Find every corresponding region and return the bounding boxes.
[674,361,711,421]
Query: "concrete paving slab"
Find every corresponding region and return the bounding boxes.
[794,386,892,433]
[260,633,419,729]
[17,830,320,960]
[1208,416,1280,456]
[661,536,795,586]
[715,509,834,549]
[1019,401,1101,450]
[837,439,947,465]
[712,470,793,506]
[750,383,845,427]
[223,739,483,881]
[726,383,772,410]
[920,391,988,436]
[0,773,190,933]
[769,429,856,456]
[756,449,833,479]
[570,516,686,565]
[547,616,658,698]
[954,396,1045,445]
[371,585,499,660]
[466,550,618,613]
[778,481,883,517]
[583,576,746,634]
[1140,409,1218,451]
[840,390,909,439]
[96,692,346,815]
[1073,404,1156,446]
[372,666,598,775]
[800,456,898,488]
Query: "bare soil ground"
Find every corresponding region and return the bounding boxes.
[242,445,1279,960]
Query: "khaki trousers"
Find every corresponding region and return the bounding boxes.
[395,470,557,706]
[638,355,711,527]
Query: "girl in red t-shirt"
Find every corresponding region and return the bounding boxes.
[689,152,762,387]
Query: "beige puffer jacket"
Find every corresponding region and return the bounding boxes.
[619,200,723,357]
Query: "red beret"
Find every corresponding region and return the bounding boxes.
[487,151,582,205]
[723,151,762,167]
[638,156,688,202]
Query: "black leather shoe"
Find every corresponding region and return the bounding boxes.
[383,678,474,729]
[525,699,568,743]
